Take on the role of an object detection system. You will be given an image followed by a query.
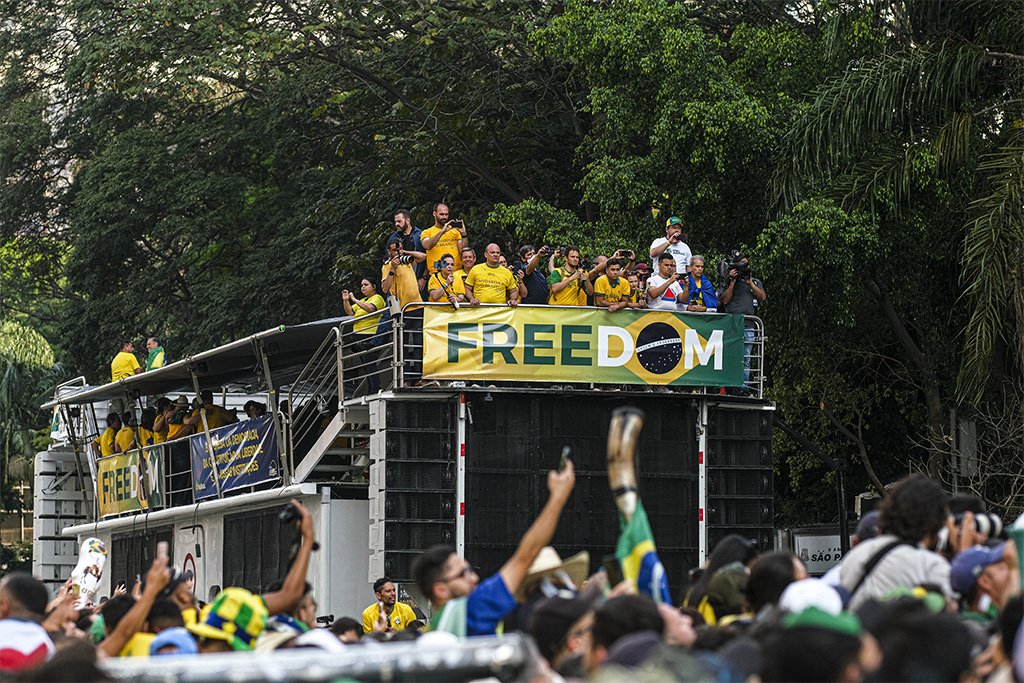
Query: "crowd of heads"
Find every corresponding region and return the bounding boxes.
[344,207,765,317]
[7,464,1020,682]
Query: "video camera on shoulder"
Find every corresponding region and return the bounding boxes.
[718,249,750,281]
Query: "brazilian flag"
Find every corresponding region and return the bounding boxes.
[616,501,671,604]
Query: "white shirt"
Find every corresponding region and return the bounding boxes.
[649,238,692,274]
[646,274,684,310]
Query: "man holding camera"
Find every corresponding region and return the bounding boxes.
[646,253,686,310]
[718,252,766,386]
[547,247,592,306]
[387,209,427,293]
[649,216,691,275]
[515,245,551,305]
[421,203,468,277]
[428,256,466,306]
[381,237,424,309]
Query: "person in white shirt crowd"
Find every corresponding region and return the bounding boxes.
[646,253,686,310]
[649,215,691,275]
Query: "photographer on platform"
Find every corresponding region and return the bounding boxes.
[381,237,424,309]
[420,203,468,278]
[428,256,466,306]
[387,209,427,294]
[514,245,551,305]
[718,251,766,386]
[547,247,591,306]
[649,216,691,274]
[646,253,685,310]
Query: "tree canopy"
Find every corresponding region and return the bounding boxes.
[1,0,1022,522]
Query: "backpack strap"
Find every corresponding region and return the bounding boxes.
[850,539,910,598]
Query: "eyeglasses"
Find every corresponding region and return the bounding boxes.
[440,564,476,583]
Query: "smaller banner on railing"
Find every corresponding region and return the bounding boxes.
[423,306,746,386]
[97,447,165,517]
[190,415,281,500]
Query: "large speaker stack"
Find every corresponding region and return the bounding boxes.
[463,394,699,588]
[368,400,458,582]
[705,407,775,553]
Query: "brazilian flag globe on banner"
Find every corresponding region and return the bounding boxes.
[616,500,672,604]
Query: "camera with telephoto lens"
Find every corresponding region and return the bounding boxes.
[383,254,416,265]
[956,511,1003,538]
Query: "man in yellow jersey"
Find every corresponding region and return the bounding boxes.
[93,412,121,457]
[420,203,468,276]
[593,258,635,312]
[547,246,592,306]
[466,243,519,306]
[428,255,466,305]
[114,412,137,453]
[361,577,418,634]
[381,237,424,309]
[111,341,142,382]
[184,390,237,431]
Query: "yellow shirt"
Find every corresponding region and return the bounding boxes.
[138,427,155,447]
[119,631,155,657]
[111,351,141,382]
[547,267,588,306]
[191,404,234,430]
[115,426,136,453]
[381,262,422,310]
[420,226,463,275]
[427,272,466,301]
[152,425,167,444]
[167,422,188,441]
[594,274,631,304]
[466,264,516,304]
[352,294,386,334]
[95,427,117,457]
[361,601,418,633]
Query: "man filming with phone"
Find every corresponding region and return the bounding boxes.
[649,215,691,275]
[646,253,686,310]
[421,203,469,277]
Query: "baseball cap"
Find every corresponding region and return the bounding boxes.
[188,587,268,651]
[783,606,861,637]
[150,627,199,656]
[854,511,880,542]
[779,579,843,616]
[950,543,1006,596]
[666,216,684,228]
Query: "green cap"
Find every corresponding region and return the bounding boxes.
[783,607,861,637]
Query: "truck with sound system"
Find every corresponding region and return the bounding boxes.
[34,302,773,621]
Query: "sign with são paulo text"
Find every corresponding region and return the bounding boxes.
[422,306,745,386]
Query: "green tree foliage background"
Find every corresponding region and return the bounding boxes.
[0,0,1021,524]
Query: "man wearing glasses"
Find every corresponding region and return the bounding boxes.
[413,462,577,637]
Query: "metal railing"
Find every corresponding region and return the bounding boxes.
[285,328,342,473]
[337,301,767,398]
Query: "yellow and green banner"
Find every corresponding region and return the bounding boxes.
[97,446,165,517]
[422,306,745,386]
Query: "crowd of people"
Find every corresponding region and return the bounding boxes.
[341,204,767,321]
[3,470,1023,682]
[89,390,260,459]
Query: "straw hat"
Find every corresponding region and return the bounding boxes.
[516,547,589,600]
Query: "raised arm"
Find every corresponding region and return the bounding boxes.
[262,500,316,615]
[499,462,575,595]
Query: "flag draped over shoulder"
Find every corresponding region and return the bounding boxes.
[616,500,671,604]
